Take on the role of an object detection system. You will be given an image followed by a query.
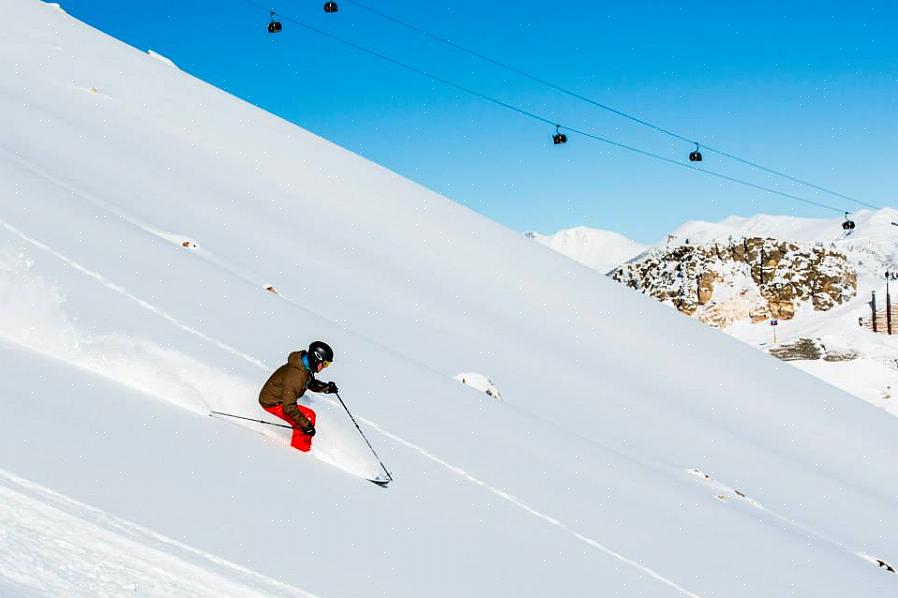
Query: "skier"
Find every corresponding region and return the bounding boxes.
[258,341,339,452]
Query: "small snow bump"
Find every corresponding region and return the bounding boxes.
[453,372,502,401]
[687,468,712,480]
[147,50,178,69]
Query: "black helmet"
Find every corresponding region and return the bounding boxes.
[308,340,334,370]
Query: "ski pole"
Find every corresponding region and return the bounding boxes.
[210,410,295,430]
[334,392,394,483]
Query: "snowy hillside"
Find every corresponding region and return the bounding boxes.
[526,226,647,274]
[3,1,898,597]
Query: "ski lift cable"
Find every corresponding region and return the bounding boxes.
[236,0,846,215]
[564,124,846,214]
[702,147,879,210]
[341,0,880,211]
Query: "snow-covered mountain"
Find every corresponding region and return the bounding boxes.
[600,210,898,415]
[687,210,898,415]
[526,227,646,274]
[3,2,898,596]
[669,210,898,290]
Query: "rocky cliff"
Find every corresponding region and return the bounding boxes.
[610,237,857,328]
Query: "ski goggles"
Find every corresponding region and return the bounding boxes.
[321,361,332,369]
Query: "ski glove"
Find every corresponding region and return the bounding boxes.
[307,378,329,393]
[299,421,316,436]
[325,381,339,394]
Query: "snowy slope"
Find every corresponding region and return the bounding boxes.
[527,226,647,274]
[2,1,898,596]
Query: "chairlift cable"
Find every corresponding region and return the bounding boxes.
[341,0,880,210]
[562,125,845,213]
[236,0,849,215]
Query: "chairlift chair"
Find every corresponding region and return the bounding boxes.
[688,143,702,162]
[842,212,856,231]
[324,1,339,13]
[552,125,567,145]
[268,13,282,33]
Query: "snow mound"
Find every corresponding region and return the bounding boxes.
[147,49,178,69]
[453,372,503,400]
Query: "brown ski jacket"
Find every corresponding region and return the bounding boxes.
[259,351,324,427]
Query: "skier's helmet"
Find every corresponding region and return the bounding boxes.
[308,340,334,371]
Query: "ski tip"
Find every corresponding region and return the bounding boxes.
[369,478,391,488]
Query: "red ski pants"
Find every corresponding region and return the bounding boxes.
[263,404,316,452]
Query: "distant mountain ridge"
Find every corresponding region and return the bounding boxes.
[525,227,647,274]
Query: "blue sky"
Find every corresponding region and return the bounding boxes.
[58,0,897,243]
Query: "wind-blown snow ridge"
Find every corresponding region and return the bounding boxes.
[0,468,318,598]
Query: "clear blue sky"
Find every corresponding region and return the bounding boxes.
[58,0,897,243]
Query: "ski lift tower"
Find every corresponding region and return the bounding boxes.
[885,271,898,335]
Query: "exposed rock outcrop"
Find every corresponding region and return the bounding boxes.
[610,237,857,328]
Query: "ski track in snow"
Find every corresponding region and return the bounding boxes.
[0,468,319,598]
[9,190,893,595]
[686,469,897,577]
[0,146,452,388]
[12,158,888,595]
[8,212,888,595]
[0,218,269,372]
[0,219,705,597]
[358,417,705,598]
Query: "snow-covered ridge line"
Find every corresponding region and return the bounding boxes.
[526,226,647,273]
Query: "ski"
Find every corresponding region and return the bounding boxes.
[212,410,391,488]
